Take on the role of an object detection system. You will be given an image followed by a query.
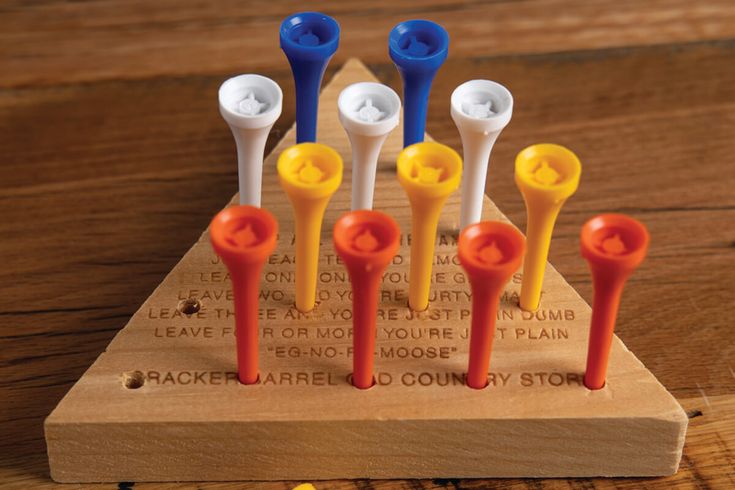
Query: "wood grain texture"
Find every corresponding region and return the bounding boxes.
[2,0,735,88]
[1,1,734,488]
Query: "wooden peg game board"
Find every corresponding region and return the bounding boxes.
[44,59,687,482]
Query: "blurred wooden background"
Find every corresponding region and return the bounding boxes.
[1,1,734,488]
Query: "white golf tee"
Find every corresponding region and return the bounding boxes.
[219,74,283,207]
[338,82,401,210]
[451,80,513,229]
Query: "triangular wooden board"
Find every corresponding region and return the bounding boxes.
[45,58,687,482]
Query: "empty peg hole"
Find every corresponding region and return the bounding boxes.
[178,298,201,315]
[123,371,145,390]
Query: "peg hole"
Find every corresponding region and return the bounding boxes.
[178,298,201,315]
[349,374,376,390]
[468,379,489,390]
[123,371,145,390]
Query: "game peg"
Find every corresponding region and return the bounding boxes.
[451,80,513,229]
[397,142,462,311]
[458,221,525,389]
[334,210,400,389]
[280,12,340,143]
[581,214,649,390]
[389,19,449,147]
[515,144,581,311]
[209,205,278,384]
[278,143,343,312]
[219,74,283,207]
[338,82,401,210]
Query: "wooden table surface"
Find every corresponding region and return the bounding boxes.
[1,1,733,489]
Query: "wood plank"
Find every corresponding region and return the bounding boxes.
[2,0,735,87]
